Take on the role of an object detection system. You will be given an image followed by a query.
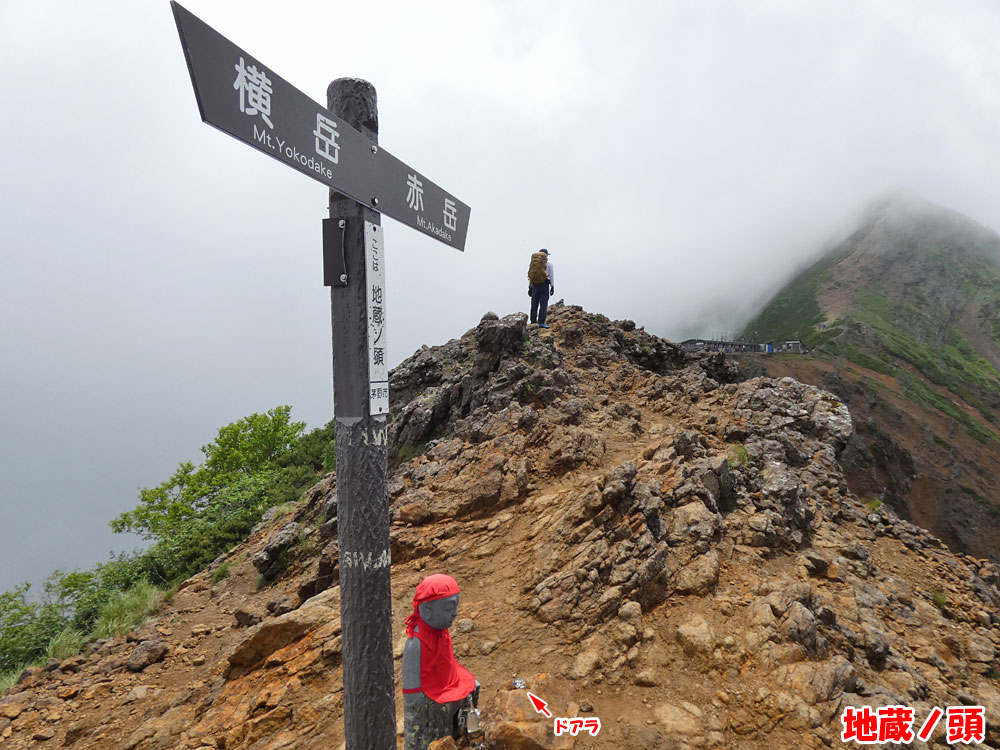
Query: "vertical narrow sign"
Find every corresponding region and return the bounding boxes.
[365,221,389,416]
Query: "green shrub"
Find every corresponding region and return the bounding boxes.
[295,529,317,560]
[111,406,306,542]
[727,444,750,468]
[211,561,232,586]
[0,666,24,693]
[109,408,333,588]
[44,627,86,661]
[0,407,335,675]
[132,472,274,587]
[930,589,952,618]
[395,441,428,466]
[0,585,66,673]
[91,581,163,639]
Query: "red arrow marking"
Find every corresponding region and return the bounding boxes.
[526,692,552,718]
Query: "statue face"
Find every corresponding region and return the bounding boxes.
[418,593,460,630]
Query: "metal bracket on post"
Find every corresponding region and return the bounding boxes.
[323,217,349,286]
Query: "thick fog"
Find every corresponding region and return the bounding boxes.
[2,0,999,593]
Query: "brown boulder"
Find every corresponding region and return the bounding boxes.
[673,550,720,595]
[0,701,25,720]
[234,608,262,628]
[227,586,340,673]
[123,706,195,750]
[774,656,856,705]
[485,674,578,750]
[126,640,169,672]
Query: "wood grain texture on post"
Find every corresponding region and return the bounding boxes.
[327,77,396,750]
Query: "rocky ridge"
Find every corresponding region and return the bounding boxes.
[3,302,1000,749]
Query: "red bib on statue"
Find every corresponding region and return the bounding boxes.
[403,574,477,703]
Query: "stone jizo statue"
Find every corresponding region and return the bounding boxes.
[403,574,481,750]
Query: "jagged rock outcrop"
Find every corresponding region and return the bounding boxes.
[3,302,1000,750]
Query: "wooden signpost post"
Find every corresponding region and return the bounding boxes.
[171,5,470,748]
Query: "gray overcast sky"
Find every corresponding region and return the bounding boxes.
[2,0,1000,594]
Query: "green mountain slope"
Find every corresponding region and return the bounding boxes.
[746,194,1000,440]
[743,193,1000,558]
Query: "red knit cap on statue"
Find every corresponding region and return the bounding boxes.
[402,574,476,703]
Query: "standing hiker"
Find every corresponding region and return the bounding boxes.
[527,248,555,328]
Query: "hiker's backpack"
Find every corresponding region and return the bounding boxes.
[527,252,548,284]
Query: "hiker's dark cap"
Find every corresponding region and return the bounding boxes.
[540,248,549,254]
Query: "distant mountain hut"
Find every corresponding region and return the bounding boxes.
[769,340,806,354]
[680,338,806,355]
[680,338,763,353]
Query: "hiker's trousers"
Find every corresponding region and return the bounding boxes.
[530,283,550,325]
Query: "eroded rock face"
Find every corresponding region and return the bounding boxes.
[227,587,341,676]
[388,311,573,464]
[252,522,300,580]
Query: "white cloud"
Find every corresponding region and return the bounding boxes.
[3,0,1000,591]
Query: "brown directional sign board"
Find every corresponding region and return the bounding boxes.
[171,2,470,251]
